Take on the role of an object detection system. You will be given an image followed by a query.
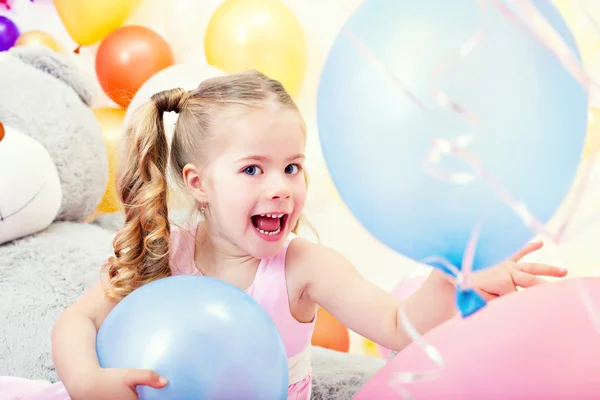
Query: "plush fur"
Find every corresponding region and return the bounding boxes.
[0,222,114,382]
[0,47,107,221]
[311,347,384,399]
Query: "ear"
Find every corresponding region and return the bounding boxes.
[8,46,95,106]
[182,163,209,204]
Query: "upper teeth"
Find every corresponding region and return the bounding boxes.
[260,214,284,218]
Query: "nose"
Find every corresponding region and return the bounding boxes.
[266,173,292,200]
[0,122,5,143]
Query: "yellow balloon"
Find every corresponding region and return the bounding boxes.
[361,338,382,358]
[552,0,600,78]
[204,0,307,98]
[15,30,65,53]
[93,107,126,214]
[53,0,142,48]
[583,107,600,159]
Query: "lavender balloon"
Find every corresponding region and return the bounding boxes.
[0,16,19,51]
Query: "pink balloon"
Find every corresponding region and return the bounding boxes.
[355,277,600,399]
[377,274,429,359]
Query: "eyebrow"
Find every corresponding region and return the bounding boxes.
[237,154,305,163]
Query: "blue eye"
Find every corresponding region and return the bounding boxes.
[285,164,301,174]
[243,165,262,175]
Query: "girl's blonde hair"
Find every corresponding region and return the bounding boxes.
[104,70,312,301]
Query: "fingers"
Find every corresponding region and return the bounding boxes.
[508,240,544,262]
[123,369,168,389]
[513,262,568,277]
[510,268,547,289]
[475,289,499,302]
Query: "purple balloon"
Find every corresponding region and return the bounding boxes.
[0,16,19,51]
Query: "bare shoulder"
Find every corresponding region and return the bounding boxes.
[286,237,353,285]
[284,237,349,321]
[287,237,335,267]
[285,237,379,320]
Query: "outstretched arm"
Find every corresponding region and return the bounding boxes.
[289,238,566,352]
[287,238,456,351]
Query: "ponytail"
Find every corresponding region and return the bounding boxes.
[104,88,187,301]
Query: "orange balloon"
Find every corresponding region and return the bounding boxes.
[95,25,175,108]
[311,307,350,352]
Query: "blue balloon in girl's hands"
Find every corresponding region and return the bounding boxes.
[317,0,587,274]
[96,275,289,400]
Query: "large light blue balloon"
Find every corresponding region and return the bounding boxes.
[97,275,288,399]
[317,0,588,273]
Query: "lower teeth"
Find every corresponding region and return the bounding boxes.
[255,226,281,236]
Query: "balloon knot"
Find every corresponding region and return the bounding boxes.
[456,287,486,318]
[74,46,81,54]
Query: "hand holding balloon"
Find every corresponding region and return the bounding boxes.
[95,276,289,400]
[71,367,167,399]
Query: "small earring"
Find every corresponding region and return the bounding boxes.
[199,203,208,213]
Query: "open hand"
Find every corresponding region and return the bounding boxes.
[470,241,568,301]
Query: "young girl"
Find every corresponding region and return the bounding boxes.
[50,71,567,400]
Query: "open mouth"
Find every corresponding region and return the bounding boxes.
[251,213,288,236]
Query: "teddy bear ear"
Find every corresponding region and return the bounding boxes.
[8,46,96,107]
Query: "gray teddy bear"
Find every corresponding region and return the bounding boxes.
[0,46,107,222]
[0,46,383,399]
[0,46,116,382]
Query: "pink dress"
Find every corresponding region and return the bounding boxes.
[1,224,315,400]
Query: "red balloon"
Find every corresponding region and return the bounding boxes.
[96,25,175,108]
[0,0,15,11]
